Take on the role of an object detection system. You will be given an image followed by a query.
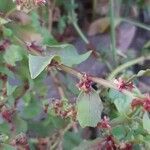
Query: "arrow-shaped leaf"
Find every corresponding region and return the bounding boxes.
[29,54,60,79]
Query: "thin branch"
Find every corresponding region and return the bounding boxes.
[47,0,56,33]
[57,64,134,98]
[0,74,7,97]
[50,70,65,99]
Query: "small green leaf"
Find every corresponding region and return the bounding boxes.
[63,131,82,150]
[0,123,10,135]
[6,82,17,96]
[108,89,132,113]
[128,69,150,82]
[73,138,102,150]
[136,69,150,77]
[143,112,150,134]
[112,126,126,139]
[0,17,10,25]
[3,45,23,66]
[20,99,42,119]
[0,134,9,143]
[28,54,60,79]
[77,90,103,128]
[14,116,28,134]
[3,27,13,37]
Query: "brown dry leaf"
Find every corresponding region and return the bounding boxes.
[117,23,136,52]
[88,17,109,36]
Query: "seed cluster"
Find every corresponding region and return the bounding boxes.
[1,106,14,123]
[131,94,150,112]
[114,78,134,92]
[77,73,93,93]
[97,116,111,129]
[52,99,77,121]
[11,133,30,150]
[98,135,132,150]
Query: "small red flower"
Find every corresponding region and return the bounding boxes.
[131,98,143,110]
[114,78,134,92]
[14,133,30,150]
[119,142,133,150]
[131,94,150,112]
[77,73,93,93]
[0,39,10,52]
[143,97,150,112]
[97,116,111,129]
[102,135,116,150]
[15,133,28,145]
[35,0,46,5]
[1,106,14,123]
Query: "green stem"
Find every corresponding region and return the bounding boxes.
[121,18,150,31]
[72,22,89,44]
[70,0,89,44]
[4,7,17,18]
[58,64,134,98]
[108,56,150,80]
[110,0,117,65]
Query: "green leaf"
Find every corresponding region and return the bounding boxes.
[48,44,92,67]
[28,54,60,79]
[143,112,150,134]
[3,45,23,66]
[77,90,103,128]
[112,126,126,139]
[108,89,132,114]
[6,82,17,96]
[0,67,14,78]
[0,144,16,150]
[31,12,58,45]
[20,98,42,119]
[0,17,10,25]
[14,116,28,134]
[73,138,102,150]
[135,69,150,77]
[28,115,67,137]
[128,69,150,82]
[0,123,10,135]
[63,131,82,150]
[3,27,13,37]
[0,134,9,143]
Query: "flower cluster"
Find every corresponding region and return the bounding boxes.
[1,106,14,123]
[11,133,30,150]
[114,78,134,92]
[97,116,111,129]
[52,99,77,121]
[15,0,46,5]
[131,94,150,112]
[0,39,10,52]
[118,142,133,150]
[77,73,93,93]
[99,135,132,150]
[35,0,46,5]
[100,135,116,150]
